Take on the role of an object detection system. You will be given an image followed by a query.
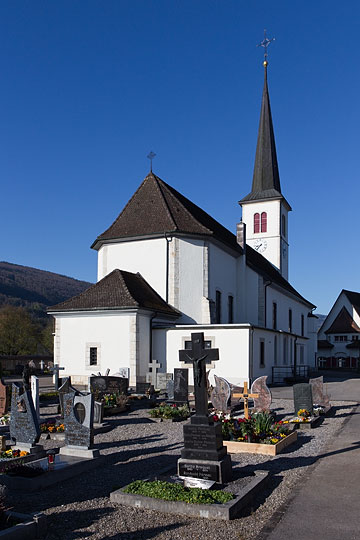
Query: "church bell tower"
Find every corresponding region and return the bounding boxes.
[239,43,291,280]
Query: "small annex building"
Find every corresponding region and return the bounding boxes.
[48,62,317,388]
[317,290,360,370]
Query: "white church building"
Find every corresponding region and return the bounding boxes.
[48,62,317,388]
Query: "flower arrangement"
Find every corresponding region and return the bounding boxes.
[40,421,65,433]
[212,411,290,445]
[290,408,313,423]
[103,392,129,409]
[149,403,190,420]
[297,409,311,418]
[0,449,28,460]
[0,415,10,426]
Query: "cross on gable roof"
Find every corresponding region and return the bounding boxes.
[47,269,180,317]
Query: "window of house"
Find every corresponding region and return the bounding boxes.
[260,339,265,368]
[274,336,278,366]
[272,302,277,330]
[215,290,221,323]
[352,335,359,341]
[228,295,234,323]
[261,212,267,233]
[288,309,292,333]
[301,314,305,337]
[254,213,260,234]
[335,336,348,342]
[89,347,98,366]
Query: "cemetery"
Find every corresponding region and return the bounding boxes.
[0,344,357,538]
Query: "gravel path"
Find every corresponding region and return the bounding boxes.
[6,399,355,540]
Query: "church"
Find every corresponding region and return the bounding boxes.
[48,60,317,388]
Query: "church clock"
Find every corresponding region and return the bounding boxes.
[254,238,267,253]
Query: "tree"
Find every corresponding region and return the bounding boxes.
[0,306,40,355]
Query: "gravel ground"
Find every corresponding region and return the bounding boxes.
[5,399,356,540]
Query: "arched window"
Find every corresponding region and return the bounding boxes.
[261,212,267,232]
[254,213,260,233]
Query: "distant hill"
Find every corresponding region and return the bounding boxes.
[0,261,92,321]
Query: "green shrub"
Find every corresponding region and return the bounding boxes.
[149,403,190,420]
[124,480,233,504]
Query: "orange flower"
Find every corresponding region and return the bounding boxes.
[20,451,28,457]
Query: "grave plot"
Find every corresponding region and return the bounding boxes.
[89,375,129,416]
[289,383,324,429]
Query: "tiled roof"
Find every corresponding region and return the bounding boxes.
[343,290,360,318]
[92,172,241,253]
[47,269,180,317]
[324,306,360,334]
[317,339,334,349]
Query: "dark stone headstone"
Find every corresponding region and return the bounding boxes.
[90,376,128,398]
[10,383,40,446]
[174,369,188,404]
[293,383,313,415]
[177,332,232,484]
[0,379,9,415]
[136,382,151,394]
[63,391,94,449]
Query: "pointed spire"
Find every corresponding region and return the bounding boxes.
[251,61,281,195]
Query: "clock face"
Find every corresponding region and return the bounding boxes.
[254,238,267,253]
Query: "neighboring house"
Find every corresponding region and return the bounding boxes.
[48,62,317,387]
[317,290,360,369]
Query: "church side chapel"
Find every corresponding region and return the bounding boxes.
[48,57,317,388]
[317,290,360,370]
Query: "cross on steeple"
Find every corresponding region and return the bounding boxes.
[257,29,275,64]
[147,151,156,172]
[179,332,219,424]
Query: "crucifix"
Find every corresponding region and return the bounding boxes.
[147,151,156,172]
[52,364,65,391]
[257,29,275,64]
[233,381,259,419]
[146,358,161,387]
[179,332,219,423]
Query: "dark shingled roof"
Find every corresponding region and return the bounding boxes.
[342,290,360,319]
[240,65,291,209]
[47,269,180,317]
[317,339,334,349]
[92,172,241,253]
[324,306,360,334]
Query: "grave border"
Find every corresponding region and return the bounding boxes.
[0,511,47,539]
[223,430,297,456]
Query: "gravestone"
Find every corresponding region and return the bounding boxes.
[309,376,331,409]
[174,368,188,404]
[22,364,31,392]
[210,375,231,412]
[60,391,99,458]
[94,401,105,424]
[58,377,77,418]
[117,367,130,379]
[136,381,151,394]
[156,372,173,391]
[146,359,161,387]
[10,383,42,453]
[251,376,272,412]
[177,332,232,486]
[30,375,40,421]
[52,364,65,391]
[293,383,314,415]
[89,376,128,398]
[0,379,9,415]
[166,379,175,400]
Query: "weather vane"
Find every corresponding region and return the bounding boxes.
[257,29,275,65]
[147,151,156,172]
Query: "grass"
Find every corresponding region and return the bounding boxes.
[123,480,233,505]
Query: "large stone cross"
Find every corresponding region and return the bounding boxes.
[147,359,161,387]
[179,332,219,423]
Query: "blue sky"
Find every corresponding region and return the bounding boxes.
[0,1,358,314]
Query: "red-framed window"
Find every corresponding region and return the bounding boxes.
[254,213,260,233]
[261,212,267,232]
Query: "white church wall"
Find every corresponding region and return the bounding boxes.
[266,287,309,336]
[176,238,205,323]
[153,324,251,386]
[243,266,260,325]
[52,311,136,386]
[136,312,152,383]
[208,243,238,323]
[97,238,167,299]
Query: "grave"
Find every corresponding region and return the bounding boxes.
[233,382,259,419]
[293,383,314,415]
[173,368,189,404]
[177,332,232,486]
[309,376,331,410]
[89,375,128,398]
[58,377,78,418]
[166,379,175,400]
[60,391,99,458]
[210,375,231,412]
[9,383,43,454]
[250,376,272,413]
[31,375,40,422]
[116,367,130,379]
[136,381,152,394]
[0,378,9,415]
[156,372,173,391]
[52,364,65,391]
[146,359,161,387]
[93,400,105,424]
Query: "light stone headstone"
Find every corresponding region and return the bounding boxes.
[30,375,40,421]
[156,373,173,391]
[309,376,331,409]
[117,367,130,379]
[167,379,175,400]
[251,376,272,412]
[146,359,161,387]
[210,375,231,412]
